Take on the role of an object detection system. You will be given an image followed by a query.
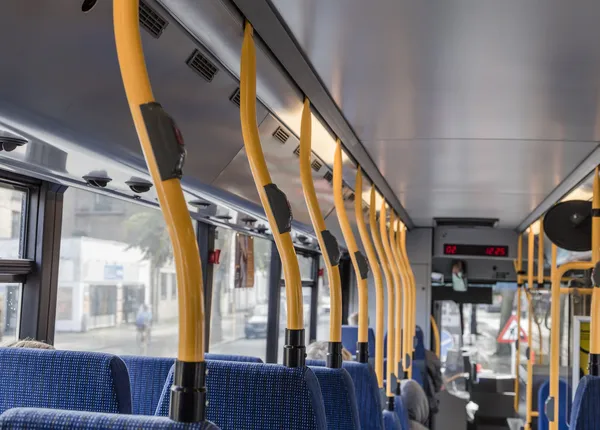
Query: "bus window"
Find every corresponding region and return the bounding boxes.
[0,184,26,258]
[0,283,22,343]
[53,188,179,357]
[208,228,270,362]
[316,255,330,341]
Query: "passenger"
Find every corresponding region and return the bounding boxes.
[347,312,370,326]
[400,379,430,430]
[306,340,352,361]
[2,338,54,350]
[135,303,153,336]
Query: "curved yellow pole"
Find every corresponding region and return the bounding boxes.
[333,140,369,361]
[537,218,545,364]
[514,233,523,413]
[355,170,384,386]
[389,213,405,378]
[399,222,416,373]
[430,315,440,358]
[113,1,205,422]
[394,219,412,377]
[591,167,600,370]
[299,98,343,367]
[525,227,535,430]
[241,23,304,366]
[375,200,396,398]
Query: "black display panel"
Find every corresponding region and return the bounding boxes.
[443,244,508,257]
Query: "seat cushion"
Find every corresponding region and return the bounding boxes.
[570,375,600,429]
[0,408,219,429]
[156,361,327,430]
[0,348,131,414]
[309,366,360,430]
[204,353,262,363]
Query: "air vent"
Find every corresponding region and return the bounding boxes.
[272,127,290,144]
[186,49,218,82]
[293,145,301,157]
[434,218,499,228]
[216,214,232,221]
[0,136,27,152]
[323,171,333,183]
[189,199,211,208]
[311,159,322,172]
[230,88,241,107]
[139,1,167,38]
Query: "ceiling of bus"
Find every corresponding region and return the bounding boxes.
[263,0,600,227]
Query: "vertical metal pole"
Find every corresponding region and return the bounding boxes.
[266,241,282,364]
[548,244,559,430]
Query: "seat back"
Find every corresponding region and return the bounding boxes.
[309,366,361,430]
[0,348,131,414]
[0,408,219,429]
[382,409,402,430]
[156,361,327,430]
[122,354,263,416]
[394,396,411,430]
[570,375,600,429]
[308,359,384,430]
[341,325,376,358]
[538,379,571,430]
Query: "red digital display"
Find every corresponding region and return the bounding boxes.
[444,244,508,257]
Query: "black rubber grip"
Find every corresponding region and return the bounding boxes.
[169,360,206,423]
[386,396,395,411]
[264,183,293,234]
[592,208,600,217]
[140,102,186,181]
[327,342,343,369]
[283,329,305,368]
[321,229,341,266]
[354,251,369,280]
[545,396,555,422]
[356,341,369,363]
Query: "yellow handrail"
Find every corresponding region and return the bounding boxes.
[375,200,396,397]
[538,218,544,285]
[355,170,384,385]
[389,212,405,378]
[525,227,535,430]
[591,167,600,366]
[394,219,412,377]
[514,233,523,413]
[430,315,440,358]
[113,1,206,422]
[241,23,304,366]
[399,221,416,374]
[333,140,369,361]
[299,98,343,366]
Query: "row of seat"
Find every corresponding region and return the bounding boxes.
[0,346,413,429]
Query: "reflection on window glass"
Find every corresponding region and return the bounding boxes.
[54,188,180,357]
[281,253,314,282]
[278,286,312,364]
[0,184,26,258]
[209,229,271,362]
[316,256,329,341]
[0,283,22,343]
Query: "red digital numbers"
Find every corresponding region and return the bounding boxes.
[444,244,508,257]
[445,245,457,255]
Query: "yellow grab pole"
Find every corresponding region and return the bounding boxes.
[376,201,397,399]
[389,213,405,379]
[355,170,384,384]
[395,220,413,378]
[590,167,600,376]
[333,140,370,362]
[241,23,304,366]
[525,228,535,430]
[538,218,545,286]
[113,1,206,422]
[430,315,440,358]
[399,223,416,372]
[299,99,343,367]
[514,233,523,413]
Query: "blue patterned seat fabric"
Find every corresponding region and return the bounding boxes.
[341,325,376,358]
[538,379,570,430]
[382,409,403,430]
[122,353,262,416]
[570,375,600,430]
[156,361,327,430]
[308,366,360,430]
[307,359,384,430]
[0,408,219,429]
[0,348,131,414]
[394,396,410,430]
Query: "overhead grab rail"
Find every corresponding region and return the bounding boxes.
[333,140,370,362]
[355,170,384,385]
[113,1,207,422]
[398,221,416,378]
[241,22,304,367]
[389,212,406,379]
[381,204,404,382]
[376,200,398,402]
[299,98,343,368]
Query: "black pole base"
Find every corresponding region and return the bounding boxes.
[283,328,306,368]
[589,353,600,376]
[169,360,207,423]
[356,342,369,363]
[387,396,395,411]
[327,341,343,368]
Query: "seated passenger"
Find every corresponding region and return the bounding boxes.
[306,340,352,361]
[400,379,430,430]
[2,338,54,349]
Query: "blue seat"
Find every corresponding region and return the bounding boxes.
[342,325,376,358]
[0,408,219,429]
[122,354,262,416]
[0,348,131,414]
[394,396,410,430]
[570,375,600,429]
[308,359,384,430]
[156,361,327,429]
[382,409,403,430]
[538,379,571,430]
[309,366,361,430]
